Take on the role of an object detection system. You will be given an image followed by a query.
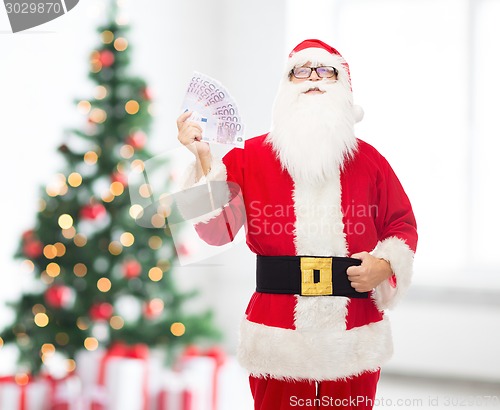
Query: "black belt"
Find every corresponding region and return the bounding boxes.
[256,255,368,298]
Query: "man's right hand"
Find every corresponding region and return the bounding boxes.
[177,111,211,158]
[177,111,212,177]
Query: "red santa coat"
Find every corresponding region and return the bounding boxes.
[182,134,417,382]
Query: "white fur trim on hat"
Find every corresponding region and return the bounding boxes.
[287,47,346,73]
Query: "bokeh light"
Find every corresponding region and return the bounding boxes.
[148,267,163,282]
[170,322,186,337]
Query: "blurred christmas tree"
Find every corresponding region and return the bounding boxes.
[0,1,219,375]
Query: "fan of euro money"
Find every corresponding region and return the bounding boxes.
[181,72,245,148]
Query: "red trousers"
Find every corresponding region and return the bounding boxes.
[249,370,380,410]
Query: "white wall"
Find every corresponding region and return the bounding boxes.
[386,288,500,382]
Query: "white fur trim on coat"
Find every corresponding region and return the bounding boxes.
[237,314,393,381]
[175,157,229,225]
[294,296,348,332]
[293,173,348,257]
[371,236,415,310]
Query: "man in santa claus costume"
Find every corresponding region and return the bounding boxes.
[176,39,417,410]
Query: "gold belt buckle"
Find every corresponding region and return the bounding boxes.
[300,257,333,296]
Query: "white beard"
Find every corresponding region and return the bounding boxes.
[266,79,358,185]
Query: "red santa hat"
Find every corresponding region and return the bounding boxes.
[287,39,364,122]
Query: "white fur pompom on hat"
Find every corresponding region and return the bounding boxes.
[353,104,364,123]
[287,39,364,123]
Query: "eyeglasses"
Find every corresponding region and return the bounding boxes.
[291,66,338,79]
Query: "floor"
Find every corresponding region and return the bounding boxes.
[375,373,500,410]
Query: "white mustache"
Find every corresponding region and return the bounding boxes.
[293,80,339,94]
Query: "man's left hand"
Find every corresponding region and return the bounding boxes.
[347,252,393,293]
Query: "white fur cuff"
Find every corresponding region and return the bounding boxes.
[175,157,229,225]
[371,237,415,310]
[179,156,226,189]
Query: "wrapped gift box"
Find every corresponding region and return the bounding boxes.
[0,376,47,410]
[76,342,149,410]
[162,347,227,410]
[156,370,194,410]
[0,374,81,410]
